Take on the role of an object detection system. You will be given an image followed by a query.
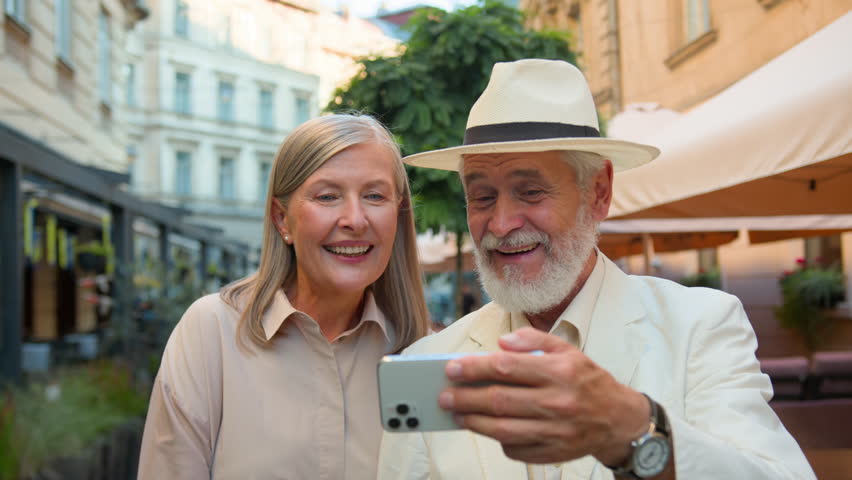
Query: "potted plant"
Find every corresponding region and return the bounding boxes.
[775,258,846,350]
[0,361,148,479]
[679,268,722,290]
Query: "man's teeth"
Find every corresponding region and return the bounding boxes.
[327,245,370,256]
[498,244,537,254]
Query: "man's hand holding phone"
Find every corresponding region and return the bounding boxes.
[435,327,651,467]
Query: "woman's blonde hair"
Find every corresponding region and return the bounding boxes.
[221,114,429,352]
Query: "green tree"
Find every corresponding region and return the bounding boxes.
[327,1,577,317]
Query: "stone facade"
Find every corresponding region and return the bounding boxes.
[1,0,147,172]
[521,0,852,115]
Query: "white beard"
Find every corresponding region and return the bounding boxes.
[473,203,599,315]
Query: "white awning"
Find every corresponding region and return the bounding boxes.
[609,12,852,220]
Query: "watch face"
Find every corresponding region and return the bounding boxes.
[633,436,671,477]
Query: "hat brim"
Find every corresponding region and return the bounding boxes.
[403,137,660,172]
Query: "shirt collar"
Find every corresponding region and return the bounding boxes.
[261,289,390,342]
[510,249,606,350]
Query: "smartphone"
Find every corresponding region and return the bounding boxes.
[377,352,487,433]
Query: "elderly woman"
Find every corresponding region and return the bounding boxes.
[138,114,429,479]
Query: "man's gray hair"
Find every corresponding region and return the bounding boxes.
[561,151,606,191]
[457,150,606,191]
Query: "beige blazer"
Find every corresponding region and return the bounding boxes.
[377,256,815,480]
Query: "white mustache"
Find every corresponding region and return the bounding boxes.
[479,230,550,251]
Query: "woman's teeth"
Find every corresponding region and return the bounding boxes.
[326,245,371,256]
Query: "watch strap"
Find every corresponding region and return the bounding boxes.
[605,393,670,479]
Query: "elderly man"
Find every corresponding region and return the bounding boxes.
[377,59,814,480]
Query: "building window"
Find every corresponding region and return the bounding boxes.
[126,64,137,107]
[219,156,235,199]
[97,10,111,105]
[258,160,271,203]
[4,0,26,25]
[259,88,274,129]
[218,80,235,122]
[218,14,231,48]
[684,0,711,43]
[55,0,72,64]
[175,151,192,196]
[294,95,310,126]
[174,71,191,114]
[174,0,188,38]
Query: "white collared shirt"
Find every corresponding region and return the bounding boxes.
[509,250,607,350]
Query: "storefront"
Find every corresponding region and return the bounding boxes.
[0,122,249,381]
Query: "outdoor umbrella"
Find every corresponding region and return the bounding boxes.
[609,12,852,220]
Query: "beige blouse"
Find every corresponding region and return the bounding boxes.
[138,289,395,480]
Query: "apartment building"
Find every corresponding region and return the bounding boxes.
[1,0,147,170]
[126,0,397,255]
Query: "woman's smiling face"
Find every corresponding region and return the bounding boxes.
[280,141,401,297]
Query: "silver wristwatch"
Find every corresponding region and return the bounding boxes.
[607,393,672,479]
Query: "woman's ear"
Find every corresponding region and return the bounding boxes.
[270,198,291,244]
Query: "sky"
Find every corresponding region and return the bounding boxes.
[320,0,477,18]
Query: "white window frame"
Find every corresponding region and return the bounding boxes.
[126,63,137,107]
[257,158,272,203]
[218,80,235,123]
[175,150,192,196]
[218,14,232,48]
[174,71,191,114]
[97,10,112,105]
[684,0,711,43]
[258,88,274,129]
[293,92,311,127]
[174,0,189,38]
[219,156,236,200]
[55,0,72,64]
[5,0,26,25]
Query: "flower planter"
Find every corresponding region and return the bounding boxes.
[26,418,143,480]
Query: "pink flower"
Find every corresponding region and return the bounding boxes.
[795,257,806,265]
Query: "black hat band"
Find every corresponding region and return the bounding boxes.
[463,121,601,146]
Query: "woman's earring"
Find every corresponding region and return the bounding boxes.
[284,235,290,243]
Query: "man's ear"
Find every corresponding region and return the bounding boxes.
[590,160,614,221]
[270,198,291,244]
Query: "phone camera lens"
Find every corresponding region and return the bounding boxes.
[406,417,419,428]
[396,404,409,415]
[388,418,401,429]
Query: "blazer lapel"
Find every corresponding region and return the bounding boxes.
[584,256,647,387]
[566,257,647,480]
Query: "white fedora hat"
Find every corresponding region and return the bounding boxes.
[404,59,660,171]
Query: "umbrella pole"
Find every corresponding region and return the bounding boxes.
[642,233,655,275]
